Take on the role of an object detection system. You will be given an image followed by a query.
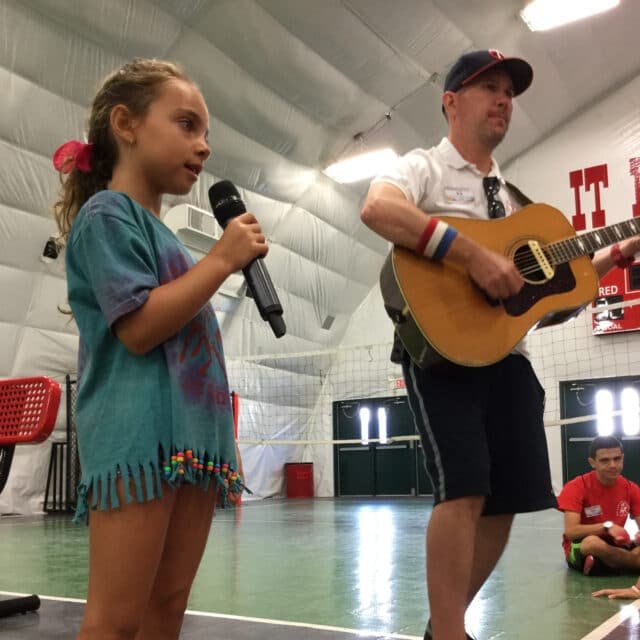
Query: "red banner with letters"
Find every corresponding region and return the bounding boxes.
[569,158,640,335]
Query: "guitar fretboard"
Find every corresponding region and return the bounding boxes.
[547,218,640,265]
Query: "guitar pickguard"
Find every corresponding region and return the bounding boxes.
[503,262,576,317]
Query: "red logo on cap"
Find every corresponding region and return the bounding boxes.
[488,50,505,60]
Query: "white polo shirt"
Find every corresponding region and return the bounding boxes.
[371,137,518,219]
[372,136,529,359]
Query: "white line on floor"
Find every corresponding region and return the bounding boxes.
[580,599,640,640]
[0,591,421,639]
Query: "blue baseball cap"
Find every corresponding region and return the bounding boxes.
[444,49,533,96]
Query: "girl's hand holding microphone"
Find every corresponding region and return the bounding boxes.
[210,211,268,275]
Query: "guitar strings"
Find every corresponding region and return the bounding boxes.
[513,242,594,277]
[512,218,640,277]
[513,249,556,277]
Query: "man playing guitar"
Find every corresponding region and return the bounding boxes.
[361,49,640,640]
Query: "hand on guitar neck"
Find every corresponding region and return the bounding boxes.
[593,234,640,278]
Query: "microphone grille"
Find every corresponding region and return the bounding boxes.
[208,180,240,206]
[208,180,245,226]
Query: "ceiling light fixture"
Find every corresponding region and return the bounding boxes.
[323,147,398,184]
[520,0,620,32]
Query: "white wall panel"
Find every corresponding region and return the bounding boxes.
[9,326,77,379]
[0,267,34,324]
[0,322,22,379]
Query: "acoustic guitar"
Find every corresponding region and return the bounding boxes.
[380,203,640,368]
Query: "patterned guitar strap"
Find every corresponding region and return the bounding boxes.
[504,180,534,209]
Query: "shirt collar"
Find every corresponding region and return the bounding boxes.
[437,137,504,183]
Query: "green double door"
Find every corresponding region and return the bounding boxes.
[333,396,433,496]
[561,375,640,484]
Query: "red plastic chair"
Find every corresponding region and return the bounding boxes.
[0,376,61,618]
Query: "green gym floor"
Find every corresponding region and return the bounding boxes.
[1,498,640,639]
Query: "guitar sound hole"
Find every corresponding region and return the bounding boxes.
[503,261,576,317]
[514,244,549,284]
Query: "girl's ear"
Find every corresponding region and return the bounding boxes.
[110,104,138,146]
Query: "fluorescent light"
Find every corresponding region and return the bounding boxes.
[520,0,619,32]
[377,407,388,444]
[323,148,398,184]
[595,389,614,436]
[359,407,370,445]
[622,387,640,436]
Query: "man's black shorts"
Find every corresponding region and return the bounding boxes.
[402,353,557,515]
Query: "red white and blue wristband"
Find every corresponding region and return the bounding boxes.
[415,217,458,260]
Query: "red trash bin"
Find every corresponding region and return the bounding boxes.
[285,462,314,498]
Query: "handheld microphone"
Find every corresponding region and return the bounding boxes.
[208,180,286,338]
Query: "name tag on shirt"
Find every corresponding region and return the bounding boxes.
[584,505,602,518]
[444,187,474,204]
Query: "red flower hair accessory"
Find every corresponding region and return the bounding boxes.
[53,140,94,174]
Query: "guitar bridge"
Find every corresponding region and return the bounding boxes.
[528,240,553,279]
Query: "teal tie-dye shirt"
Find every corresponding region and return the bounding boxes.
[66,190,239,520]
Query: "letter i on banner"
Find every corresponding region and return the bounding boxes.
[630,157,640,218]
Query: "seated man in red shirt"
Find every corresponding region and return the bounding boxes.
[558,436,640,575]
